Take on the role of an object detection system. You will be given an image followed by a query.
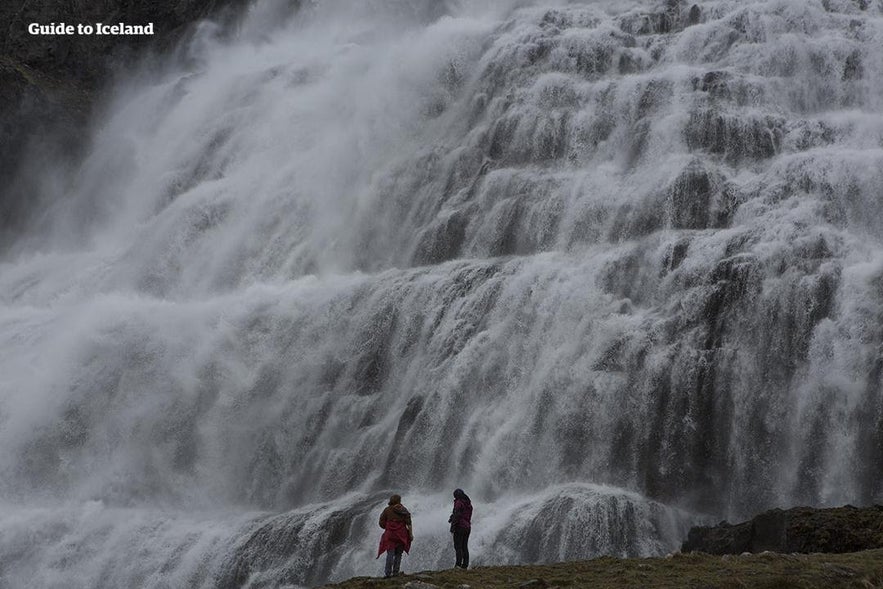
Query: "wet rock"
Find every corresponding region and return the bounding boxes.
[666,161,722,229]
[685,109,784,163]
[0,57,91,247]
[694,71,732,99]
[682,505,883,555]
[0,0,254,248]
[412,211,467,265]
[843,50,863,80]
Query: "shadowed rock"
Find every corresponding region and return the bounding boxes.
[682,505,883,555]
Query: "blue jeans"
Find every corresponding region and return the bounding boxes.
[384,545,403,576]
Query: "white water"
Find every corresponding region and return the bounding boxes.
[2,0,883,586]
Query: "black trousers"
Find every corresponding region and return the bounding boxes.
[453,527,470,568]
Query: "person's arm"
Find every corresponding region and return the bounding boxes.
[449,501,459,532]
[379,508,387,529]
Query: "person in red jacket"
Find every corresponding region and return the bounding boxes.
[377,494,413,577]
[448,488,473,569]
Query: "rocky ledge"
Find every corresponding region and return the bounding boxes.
[682,504,883,555]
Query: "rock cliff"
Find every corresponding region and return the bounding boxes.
[0,0,253,245]
[682,505,883,555]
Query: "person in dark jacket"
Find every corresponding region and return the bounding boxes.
[448,488,473,569]
[377,494,413,577]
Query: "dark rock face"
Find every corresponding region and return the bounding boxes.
[682,505,883,555]
[0,54,97,246]
[0,0,251,247]
[0,0,251,83]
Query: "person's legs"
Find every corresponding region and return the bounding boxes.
[461,528,470,569]
[392,545,404,574]
[453,527,469,568]
[384,548,395,577]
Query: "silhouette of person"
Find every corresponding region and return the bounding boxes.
[448,488,472,569]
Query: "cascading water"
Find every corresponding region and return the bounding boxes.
[1,0,882,586]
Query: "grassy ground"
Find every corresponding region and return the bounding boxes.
[316,549,883,588]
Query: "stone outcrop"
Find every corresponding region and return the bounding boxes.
[0,0,252,245]
[682,505,883,555]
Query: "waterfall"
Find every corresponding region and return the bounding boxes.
[1,0,882,586]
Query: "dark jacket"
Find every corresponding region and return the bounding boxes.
[449,490,472,530]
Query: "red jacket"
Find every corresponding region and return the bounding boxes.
[377,504,412,557]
